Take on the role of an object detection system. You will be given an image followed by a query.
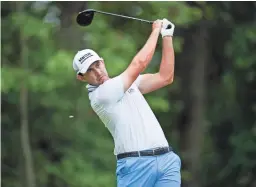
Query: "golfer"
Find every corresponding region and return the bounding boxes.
[73,19,181,187]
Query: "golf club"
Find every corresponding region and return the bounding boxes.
[76,9,172,29]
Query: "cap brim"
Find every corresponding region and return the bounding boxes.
[77,56,102,74]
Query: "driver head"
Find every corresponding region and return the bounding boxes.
[76,9,95,26]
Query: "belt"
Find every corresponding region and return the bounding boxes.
[116,146,172,160]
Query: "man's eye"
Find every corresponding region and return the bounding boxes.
[96,63,100,67]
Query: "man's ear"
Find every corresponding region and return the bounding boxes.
[101,58,105,64]
[77,74,85,82]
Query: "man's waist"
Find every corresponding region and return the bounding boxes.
[112,127,169,154]
[114,140,169,155]
[116,146,172,160]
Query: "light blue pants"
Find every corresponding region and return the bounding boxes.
[116,151,181,187]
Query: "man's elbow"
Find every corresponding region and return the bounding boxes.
[164,76,174,85]
[131,57,149,73]
[160,73,174,85]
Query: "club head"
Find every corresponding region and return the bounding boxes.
[76,9,95,26]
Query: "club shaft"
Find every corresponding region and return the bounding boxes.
[94,10,153,24]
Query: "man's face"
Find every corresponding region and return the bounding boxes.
[78,60,109,86]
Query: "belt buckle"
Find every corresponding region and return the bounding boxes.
[155,147,164,155]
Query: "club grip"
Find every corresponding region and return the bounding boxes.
[150,21,172,29]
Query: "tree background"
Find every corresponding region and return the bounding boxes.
[1,1,256,187]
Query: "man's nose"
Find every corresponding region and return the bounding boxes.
[94,69,101,76]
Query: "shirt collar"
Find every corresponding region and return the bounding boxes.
[86,84,98,93]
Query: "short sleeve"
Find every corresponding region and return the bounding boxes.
[90,75,125,105]
[134,74,142,87]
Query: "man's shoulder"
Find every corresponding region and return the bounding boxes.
[88,74,125,105]
[89,75,120,93]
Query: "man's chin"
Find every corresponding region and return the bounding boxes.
[90,80,105,86]
[99,76,109,84]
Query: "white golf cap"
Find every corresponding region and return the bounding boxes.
[73,49,102,74]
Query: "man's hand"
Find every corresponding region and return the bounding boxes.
[152,19,163,33]
[161,19,175,38]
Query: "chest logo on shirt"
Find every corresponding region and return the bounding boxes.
[128,88,135,94]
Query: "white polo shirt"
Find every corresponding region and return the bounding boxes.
[87,75,169,155]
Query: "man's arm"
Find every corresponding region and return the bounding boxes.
[92,21,162,106]
[137,19,175,94]
[121,20,162,92]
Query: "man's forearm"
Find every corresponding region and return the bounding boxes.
[133,29,160,66]
[159,36,174,82]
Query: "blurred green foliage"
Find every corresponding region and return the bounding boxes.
[1,1,256,187]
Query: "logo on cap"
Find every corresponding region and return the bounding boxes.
[79,53,93,64]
